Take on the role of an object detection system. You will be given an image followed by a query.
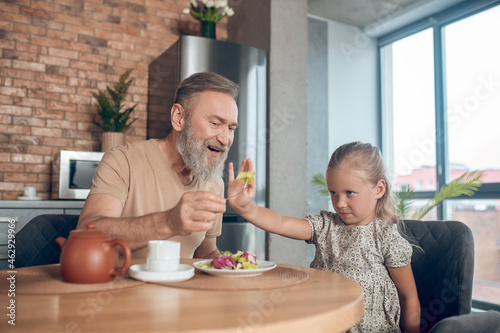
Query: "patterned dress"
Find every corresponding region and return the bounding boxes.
[306,211,412,333]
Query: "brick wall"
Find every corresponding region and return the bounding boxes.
[0,0,228,200]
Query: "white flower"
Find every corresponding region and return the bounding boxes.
[190,0,198,8]
[206,0,215,7]
[183,8,190,14]
[226,8,234,17]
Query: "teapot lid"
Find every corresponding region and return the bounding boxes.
[70,222,109,239]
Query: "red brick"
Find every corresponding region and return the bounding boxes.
[84,2,113,14]
[0,115,12,124]
[0,143,28,153]
[65,23,93,35]
[21,6,53,20]
[12,60,45,72]
[32,109,65,120]
[0,95,14,106]
[77,70,107,81]
[84,17,113,31]
[47,100,76,112]
[30,35,62,48]
[15,42,47,54]
[24,162,51,174]
[0,12,31,25]
[79,52,107,64]
[10,134,43,146]
[39,55,71,67]
[47,29,78,41]
[0,182,25,191]
[62,40,93,53]
[91,46,121,58]
[0,124,30,135]
[45,66,78,78]
[12,79,46,90]
[11,153,44,164]
[13,97,46,108]
[0,40,16,49]
[68,60,100,71]
[28,90,61,101]
[0,21,14,31]
[52,13,83,25]
[46,83,75,94]
[0,86,26,97]
[4,172,39,182]
[107,40,135,51]
[46,119,77,129]
[26,145,60,156]
[120,50,148,63]
[145,0,172,11]
[13,116,46,127]
[36,72,69,84]
[44,136,74,147]
[30,127,63,137]
[60,93,91,105]
[0,163,20,172]
[14,23,46,35]
[64,111,94,122]
[107,58,137,70]
[0,2,21,14]
[95,29,123,41]
[0,76,13,86]
[0,105,31,117]
[48,47,78,59]
[113,23,140,36]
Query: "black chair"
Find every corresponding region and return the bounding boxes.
[15,214,79,268]
[401,220,500,333]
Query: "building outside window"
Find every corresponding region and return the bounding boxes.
[380,0,500,309]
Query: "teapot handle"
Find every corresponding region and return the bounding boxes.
[109,239,132,277]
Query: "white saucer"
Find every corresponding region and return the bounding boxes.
[17,196,42,201]
[128,264,194,283]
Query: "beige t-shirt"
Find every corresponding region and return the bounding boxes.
[89,139,224,258]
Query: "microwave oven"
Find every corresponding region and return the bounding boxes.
[52,150,105,200]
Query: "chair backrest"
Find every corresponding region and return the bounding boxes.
[15,214,79,268]
[400,220,475,333]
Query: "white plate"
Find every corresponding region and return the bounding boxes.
[17,196,42,201]
[128,264,194,283]
[192,260,277,277]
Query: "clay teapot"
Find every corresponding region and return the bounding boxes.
[56,222,131,284]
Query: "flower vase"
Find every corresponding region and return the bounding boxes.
[201,20,216,39]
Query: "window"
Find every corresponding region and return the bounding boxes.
[380,0,500,309]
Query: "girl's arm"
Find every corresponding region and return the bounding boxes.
[227,159,312,241]
[388,265,421,333]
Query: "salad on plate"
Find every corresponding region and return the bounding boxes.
[197,251,261,270]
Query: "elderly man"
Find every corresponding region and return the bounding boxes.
[77,72,239,259]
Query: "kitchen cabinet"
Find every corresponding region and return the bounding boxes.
[0,200,84,270]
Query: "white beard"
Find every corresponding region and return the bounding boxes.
[176,120,228,183]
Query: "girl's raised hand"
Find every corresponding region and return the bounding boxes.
[227,158,256,211]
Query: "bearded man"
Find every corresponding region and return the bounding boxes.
[77,72,239,259]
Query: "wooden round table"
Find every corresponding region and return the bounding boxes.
[0,259,364,332]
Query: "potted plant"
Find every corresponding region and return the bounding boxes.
[92,69,137,152]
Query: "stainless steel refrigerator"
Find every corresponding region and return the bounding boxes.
[147,36,267,259]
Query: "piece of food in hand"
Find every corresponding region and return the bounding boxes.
[236,171,256,185]
[200,251,260,270]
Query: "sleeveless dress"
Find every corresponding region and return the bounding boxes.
[306,211,412,332]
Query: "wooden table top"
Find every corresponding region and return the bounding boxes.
[1,259,364,332]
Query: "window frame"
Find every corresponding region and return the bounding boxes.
[378,0,500,310]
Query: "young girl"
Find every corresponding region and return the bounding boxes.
[227,141,420,333]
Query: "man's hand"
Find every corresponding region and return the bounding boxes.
[169,191,226,236]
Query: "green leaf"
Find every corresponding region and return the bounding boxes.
[412,170,484,220]
[311,173,330,197]
[92,69,137,133]
[395,185,415,220]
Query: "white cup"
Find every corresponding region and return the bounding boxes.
[24,187,37,198]
[147,240,180,272]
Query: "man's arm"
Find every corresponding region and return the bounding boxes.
[77,191,227,252]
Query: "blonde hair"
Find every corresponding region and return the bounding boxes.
[328,141,398,225]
